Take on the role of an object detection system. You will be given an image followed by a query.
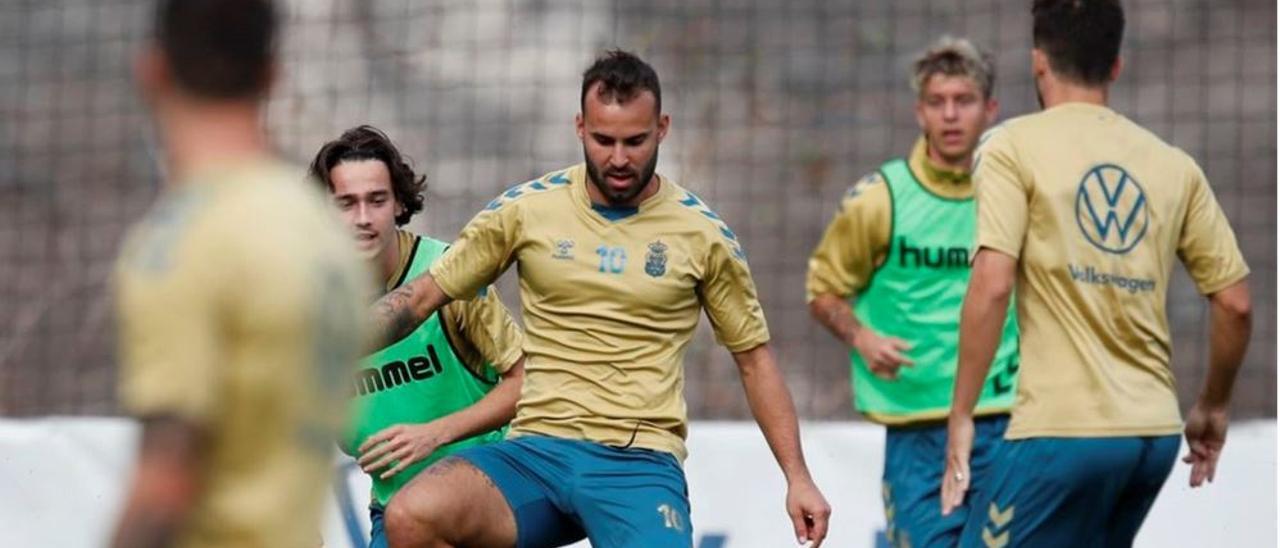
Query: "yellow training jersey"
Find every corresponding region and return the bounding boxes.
[973,103,1249,439]
[430,164,770,461]
[385,229,523,374]
[807,137,1017,425]
[115,158,370,548]
[806,137,974,302]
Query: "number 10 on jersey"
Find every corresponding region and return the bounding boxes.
[596,245,627,274]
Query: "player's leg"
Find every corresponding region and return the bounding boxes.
[959,437,1142,547]
[880,425,908,547]
[1103,435,1180,547]
[383,456,517,547]
[882,423,965,548]
[880,416,1005,548]
[567,440,693,548]
[385,437,587,548]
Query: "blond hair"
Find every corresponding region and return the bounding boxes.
[911,36,996,98]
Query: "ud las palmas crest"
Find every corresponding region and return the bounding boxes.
[645,240,668,277]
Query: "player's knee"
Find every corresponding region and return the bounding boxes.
[385,490,451,546]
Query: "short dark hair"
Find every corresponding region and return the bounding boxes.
[153,0,277,99]
[580,50,662,113]
[1032,0,1125,86]
[309,125,426,226]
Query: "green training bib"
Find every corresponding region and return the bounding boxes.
[850,158,1019,422]
[342,236,505,505]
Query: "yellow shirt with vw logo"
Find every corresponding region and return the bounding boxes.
[973,102,1248,439]
[429,163,770,461]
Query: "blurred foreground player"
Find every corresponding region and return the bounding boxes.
[111,1,369,546]
[942,1,1253,545]
[372,50,831,547]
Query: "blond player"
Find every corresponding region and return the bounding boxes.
[807,37,1016,548]
[942,1,1253,546]
[110,1,369,546]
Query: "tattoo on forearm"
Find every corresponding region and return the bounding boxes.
[372,285,421,346]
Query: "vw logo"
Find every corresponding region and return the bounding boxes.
[1075,164,1149,254]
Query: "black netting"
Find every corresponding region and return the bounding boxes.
[2,0,1273,419]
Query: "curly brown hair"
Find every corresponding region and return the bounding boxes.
[309,125,426,226]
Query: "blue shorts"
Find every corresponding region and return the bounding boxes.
[882,414,1009,548]
[368,503,387,548]
[456,435,693,548]
[959,435,1180,548]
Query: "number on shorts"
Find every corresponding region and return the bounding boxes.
[657,503,684,531]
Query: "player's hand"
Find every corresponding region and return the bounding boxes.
[851,328,914,380]
[786,476,831,547]
[941,414,974,516]
[357,423,448,479]
[1183,403,1229,487]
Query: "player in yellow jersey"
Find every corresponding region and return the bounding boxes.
[110,1,370,547]
[807,37,1016,548]
[309,125,526,548]
[359,50,830,548]
[941,1,1253,546]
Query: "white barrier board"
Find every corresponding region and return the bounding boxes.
[1,418,1273,547]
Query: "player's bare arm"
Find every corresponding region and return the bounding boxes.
[809,294,914,380]
[807,175,910,381]
[808,293,861,347]
[942,248,1015,515]
[732,342,832,547]
[369,273,452,349]
[110,416,206,548]
[1184,278,1252,487]
[358,356,526,479]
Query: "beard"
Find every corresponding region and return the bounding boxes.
[584,147,660,206]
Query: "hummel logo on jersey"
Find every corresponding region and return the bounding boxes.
[353,345,446,396]
[897,237,969,269]
[552,238,575,260]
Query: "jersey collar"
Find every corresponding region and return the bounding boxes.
[570,163,672,223]
[384,229,418,292]
[909,136,974,200]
